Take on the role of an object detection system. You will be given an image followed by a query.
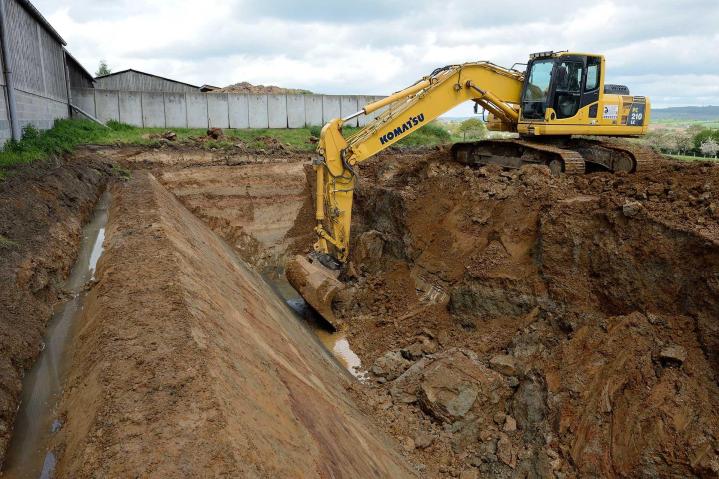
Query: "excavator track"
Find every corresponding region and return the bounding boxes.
[452,139,586,175]
[452,138,662,175]
[582,139,661,173]
[512,139,587,175]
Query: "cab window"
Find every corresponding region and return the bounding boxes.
[522,59,553,102]
[585,57,600,91]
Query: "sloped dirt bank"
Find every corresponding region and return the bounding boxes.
[0,157,110,466]
[49,171,415,478]
[82,145,315,274]
[332,154,719,478]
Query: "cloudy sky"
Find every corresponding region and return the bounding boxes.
[35,0,719,114]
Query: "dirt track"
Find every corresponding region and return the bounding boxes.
[3,144,719,478]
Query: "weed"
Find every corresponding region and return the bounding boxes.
[0,234,19,249]
[111,164,131,180]
[0,119,108,176]
[309,125,322,138]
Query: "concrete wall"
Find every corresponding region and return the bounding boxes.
[71,89,386,129]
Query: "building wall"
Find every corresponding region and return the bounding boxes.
[0,0,70,143]
[71,89,386,129]
[67,59,94,89]
[94,71,199,93]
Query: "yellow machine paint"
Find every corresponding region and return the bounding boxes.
[288,51,651,323]
[313,52,649,263]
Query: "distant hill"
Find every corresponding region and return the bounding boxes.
[651,105,719,121]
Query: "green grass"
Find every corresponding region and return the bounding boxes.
[97,121,327,152]
[0,234,19,249]
[0,120,110,177]
[668,154,719,162]
[652,119,719,129]
[1,118,456,178]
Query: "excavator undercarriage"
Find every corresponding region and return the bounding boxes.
[451,137,661,175]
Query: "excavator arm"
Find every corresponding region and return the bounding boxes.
[314,62,524,263]
[287,63,524,327]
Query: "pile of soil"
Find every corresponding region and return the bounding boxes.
[211,81,312,95]
[0,156,110,465]
[325,152,719,477]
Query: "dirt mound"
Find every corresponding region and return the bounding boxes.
[50,172,415,477]
[0,156,110,466]
[328,153,719,477]
[211,81,313,95]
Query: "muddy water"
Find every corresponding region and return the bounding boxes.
[2,192,111,479]
[263,274,368,381]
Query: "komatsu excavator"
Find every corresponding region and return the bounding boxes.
[287,51,654,326]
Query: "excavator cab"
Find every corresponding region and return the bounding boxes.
[520,52,602,122]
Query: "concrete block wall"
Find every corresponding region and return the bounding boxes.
[70,88,385,130]
[14,90,68,131]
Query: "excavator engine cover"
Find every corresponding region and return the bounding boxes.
[286,254,345,330]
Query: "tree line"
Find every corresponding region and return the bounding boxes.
[644,125,719,158]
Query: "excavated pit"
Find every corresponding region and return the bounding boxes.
[103,145,719,477]
[7,145,718,478]
[331,152,719,478]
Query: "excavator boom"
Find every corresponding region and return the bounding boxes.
[313,62,524,265]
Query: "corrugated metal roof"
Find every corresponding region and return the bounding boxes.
[15,0,66,45]
[94,69,200,89]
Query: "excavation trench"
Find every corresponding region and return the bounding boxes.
[2,191,110,479]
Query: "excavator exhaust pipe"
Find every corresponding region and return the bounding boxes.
[286,254,345,330]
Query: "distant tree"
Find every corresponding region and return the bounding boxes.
[675,129,694,155]
[693,128,719,151]
[96,60,111,77]
[645,130,676,153]
[700,138,719,157]
[458,118,487,140]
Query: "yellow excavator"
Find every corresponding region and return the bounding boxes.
[287,51,654,326]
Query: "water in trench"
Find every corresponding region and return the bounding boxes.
[263,274,368,381]
[2,191,111,479]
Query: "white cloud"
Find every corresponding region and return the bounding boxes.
[32,0,719,108]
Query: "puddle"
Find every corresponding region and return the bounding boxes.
[1,191,111,479]
[264,274,368,381]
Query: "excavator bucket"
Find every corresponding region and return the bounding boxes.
[286,255,345,330]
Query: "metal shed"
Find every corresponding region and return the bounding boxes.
[94,69,201,93]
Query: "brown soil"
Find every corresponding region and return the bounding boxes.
[328,152,719,477]
[0,156,110,466]
[6,143,719,478]
[49,171,414,477]
[87,145,316,274]
[210,81,312,95]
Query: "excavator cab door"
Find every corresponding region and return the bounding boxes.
[520,54,602,122]
[520,58,554,121]
[551,59,584,119]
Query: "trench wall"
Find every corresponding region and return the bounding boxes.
[71,88,387,129]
